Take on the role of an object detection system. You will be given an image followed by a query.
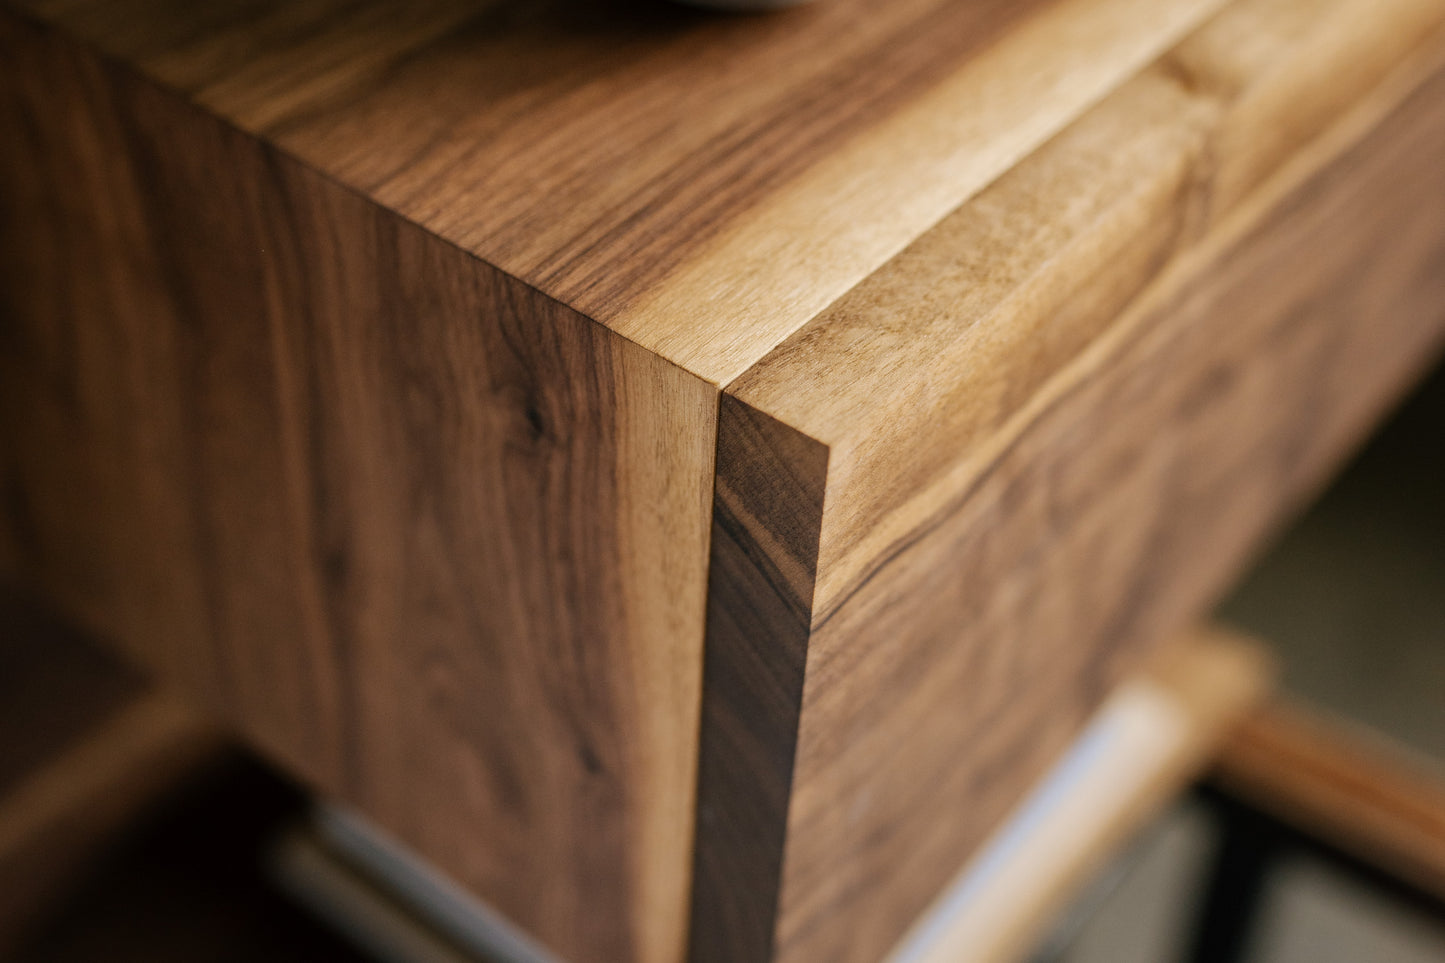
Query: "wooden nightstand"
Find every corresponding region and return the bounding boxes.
[3,0,1444,960]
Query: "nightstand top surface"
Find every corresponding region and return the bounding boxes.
[10,0,1224,382]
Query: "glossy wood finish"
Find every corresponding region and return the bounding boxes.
[0,1,1242,958]
[5,0,1229,383]
[4,0,1445,961]
[706,3,1445,959]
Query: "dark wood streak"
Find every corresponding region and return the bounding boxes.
[689,398,827,963]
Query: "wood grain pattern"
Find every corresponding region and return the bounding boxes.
[699,2,1445,960]
[0,5,1242,959]
[736,0,1445,609]
[4,0,1231,383]
[0,16,716,963]
[1214,699,1445,901]
[690,399,828,963]
[7,0,1445,961]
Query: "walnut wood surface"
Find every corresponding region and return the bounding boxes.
[0,16,715,963]
[5,0,1445,961]
[4,0,1229,384]
[703,2,1445,960]
[0,2,1237,959]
